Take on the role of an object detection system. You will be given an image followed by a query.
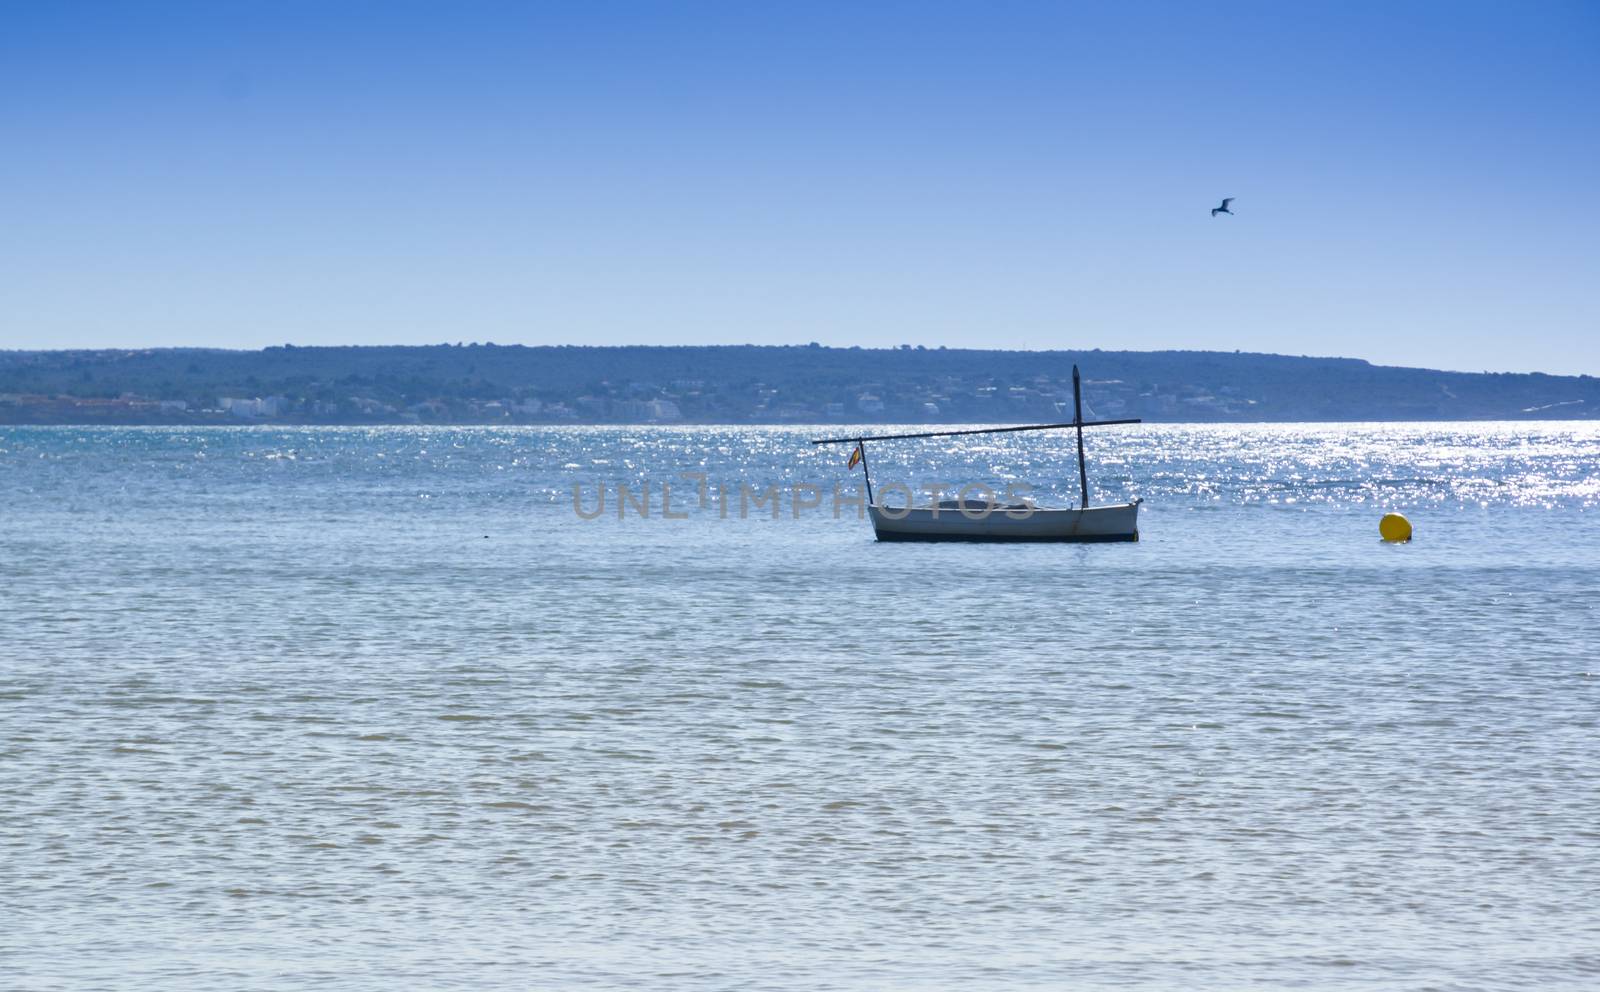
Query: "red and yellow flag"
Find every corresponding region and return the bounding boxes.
[846,443,863,470]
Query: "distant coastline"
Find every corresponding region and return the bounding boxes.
[2,344,1595,425]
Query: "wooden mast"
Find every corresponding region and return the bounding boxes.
[1073,364,1090,508]
[857,439,875,507]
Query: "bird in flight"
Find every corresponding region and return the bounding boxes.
[1211,197,1235,217]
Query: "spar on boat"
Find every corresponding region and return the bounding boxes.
[812,365,1142,542]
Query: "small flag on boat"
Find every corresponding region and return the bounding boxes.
[847,443,864,470]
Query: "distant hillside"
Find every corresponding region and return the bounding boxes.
[1,345,1595,425]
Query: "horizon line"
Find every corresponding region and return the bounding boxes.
[2,342,1593,379]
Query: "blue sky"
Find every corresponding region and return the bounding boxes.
[2,1,1596,373]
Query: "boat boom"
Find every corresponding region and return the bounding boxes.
[810,418,1141,445]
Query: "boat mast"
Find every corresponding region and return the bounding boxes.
[857,439,875,507]
[1073,364,1090,509]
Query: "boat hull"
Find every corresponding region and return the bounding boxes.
[868,501,1140,543]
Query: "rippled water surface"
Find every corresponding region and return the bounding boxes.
[2,423,1598,991]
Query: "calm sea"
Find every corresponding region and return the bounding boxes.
[2,423,1597,991]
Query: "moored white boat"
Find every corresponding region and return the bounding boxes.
[869,499,1140,543]
[813,364,1143,544]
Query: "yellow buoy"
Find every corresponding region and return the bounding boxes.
[1379,512,1413,543]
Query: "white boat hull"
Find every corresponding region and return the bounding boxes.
[869,500,1140,543]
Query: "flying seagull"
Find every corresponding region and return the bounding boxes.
[1211,197,1235,217]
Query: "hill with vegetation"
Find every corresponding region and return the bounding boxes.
[1,344,1595,424]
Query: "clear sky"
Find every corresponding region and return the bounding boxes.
[2,1,1596,373]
